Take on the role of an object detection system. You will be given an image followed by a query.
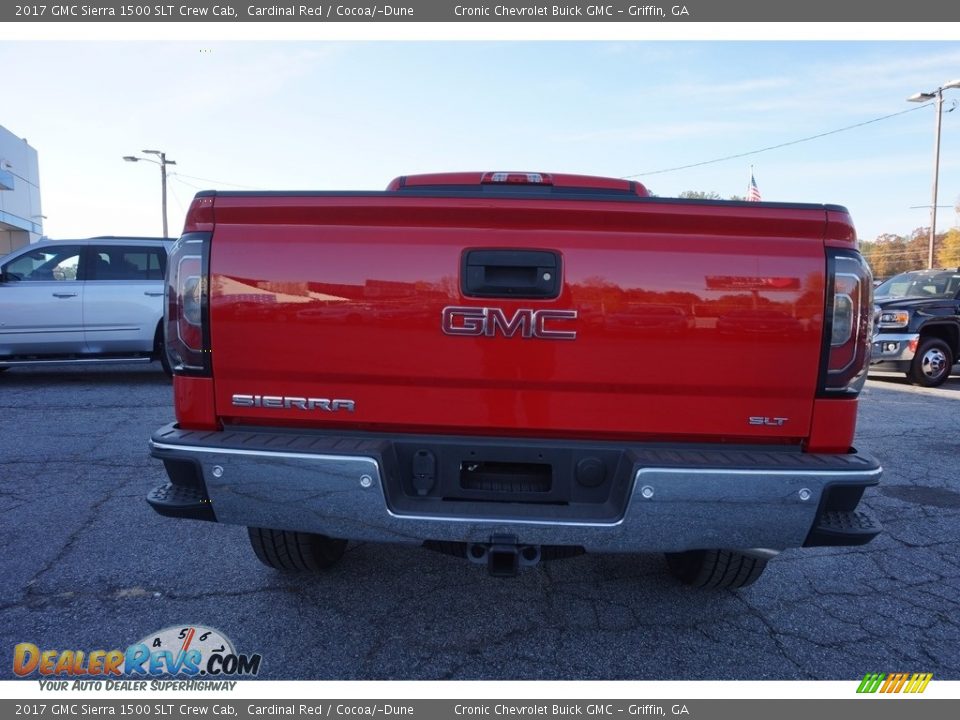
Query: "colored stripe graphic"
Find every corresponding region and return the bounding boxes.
[857,672,932,693]
[857,673,885,693]
[909,673,933,693]
[891,673,909,693]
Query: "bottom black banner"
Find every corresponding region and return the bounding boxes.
[3,699,958,720]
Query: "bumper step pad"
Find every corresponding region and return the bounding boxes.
[805,509,881,547]
[147,483,215,522]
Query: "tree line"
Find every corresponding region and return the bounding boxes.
[859,228,960,279]
[676,191,960,278]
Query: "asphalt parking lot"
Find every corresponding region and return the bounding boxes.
[1,365,958,681]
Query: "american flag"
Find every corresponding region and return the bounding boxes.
[747,171,761,202]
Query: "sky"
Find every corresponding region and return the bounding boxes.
[2,40,959,243]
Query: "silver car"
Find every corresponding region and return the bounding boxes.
[0,237,174,373]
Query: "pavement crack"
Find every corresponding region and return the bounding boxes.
[18,478,131,609]
[729,593,815,679]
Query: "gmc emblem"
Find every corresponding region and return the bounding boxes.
[441,306,578,340]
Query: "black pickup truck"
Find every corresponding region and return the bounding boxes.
[871,268,960,387]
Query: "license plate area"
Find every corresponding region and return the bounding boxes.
[382,437,635,521]
[459,460,553,495]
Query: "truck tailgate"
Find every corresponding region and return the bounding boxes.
[208,195,827,441]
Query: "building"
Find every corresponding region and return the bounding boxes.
[0,125,43,255]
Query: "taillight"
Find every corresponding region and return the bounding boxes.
[165,232,211,376]
[819,250,873,395]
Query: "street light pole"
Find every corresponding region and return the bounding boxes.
[155,151,171,239]
[123,150,177,238]
[908,80,960,269]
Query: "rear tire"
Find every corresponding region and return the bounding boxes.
[159,348,172,377]
[247,527,347,571]
[908,338,953,387]
[154,322,173,378]
[665,549,767,589]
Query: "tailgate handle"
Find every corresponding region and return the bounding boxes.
[462,249,561,299]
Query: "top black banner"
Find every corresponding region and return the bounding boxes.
[6,0,960,22]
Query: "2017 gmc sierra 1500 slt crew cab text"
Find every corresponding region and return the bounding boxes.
[146,171,881,588]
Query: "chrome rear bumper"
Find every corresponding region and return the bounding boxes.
[149,424,882,554]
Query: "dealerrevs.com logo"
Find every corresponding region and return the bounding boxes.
[13,625,261,687]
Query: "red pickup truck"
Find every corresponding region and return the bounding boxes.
[148,171,881,588]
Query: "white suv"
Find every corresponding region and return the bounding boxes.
[0,237,174,373]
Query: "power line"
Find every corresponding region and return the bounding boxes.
[169,175,209,192]
[168,171,262,190]
[167,179,188,217]
[862,249,940,259]
[622,104,932,179]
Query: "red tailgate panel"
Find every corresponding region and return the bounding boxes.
[208,196,826,442]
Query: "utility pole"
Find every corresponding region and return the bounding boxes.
[123,149,177,238]
[908,80,960,268]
